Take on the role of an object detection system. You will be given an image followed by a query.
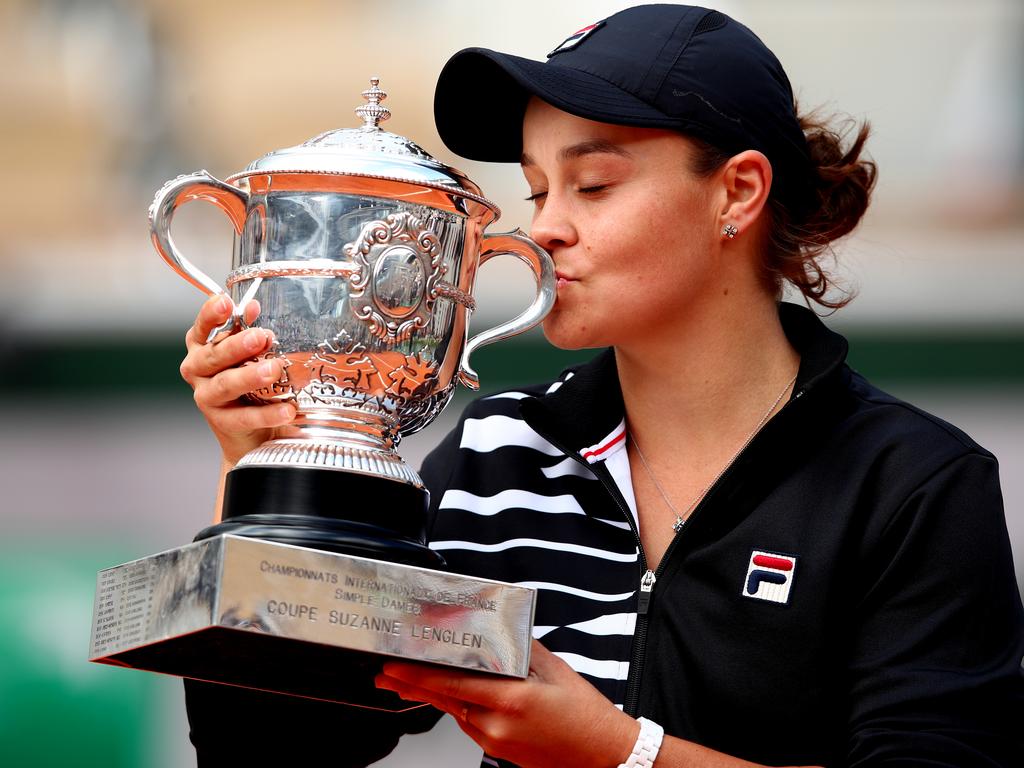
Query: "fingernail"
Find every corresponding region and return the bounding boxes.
[258,361,276,378]
[245,331,263,351]
[215,295,230,313]
[278,404,294,419]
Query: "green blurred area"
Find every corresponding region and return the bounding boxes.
[0,545,169,767]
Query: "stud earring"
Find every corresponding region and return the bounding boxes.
[722,224,738,239]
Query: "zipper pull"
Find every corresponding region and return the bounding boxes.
[637,569,656,615]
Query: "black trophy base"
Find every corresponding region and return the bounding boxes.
[195,465,445,569]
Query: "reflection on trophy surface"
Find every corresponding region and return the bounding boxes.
[88,79,552,710]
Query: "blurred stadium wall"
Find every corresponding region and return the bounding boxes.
[0,1,1021,766]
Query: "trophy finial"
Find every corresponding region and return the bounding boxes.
[355,77,391,130]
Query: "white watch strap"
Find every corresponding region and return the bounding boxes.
[618,716,664,768]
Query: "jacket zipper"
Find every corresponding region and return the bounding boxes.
[529,430,655,714]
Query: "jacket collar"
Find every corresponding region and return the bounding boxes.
[519,302,850,459]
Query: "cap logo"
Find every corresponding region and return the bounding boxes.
[547,20,605,58]
[742,550,797,604]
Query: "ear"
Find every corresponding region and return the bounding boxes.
[718,150,772,236]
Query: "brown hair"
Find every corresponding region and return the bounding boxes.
[690,105,877,310]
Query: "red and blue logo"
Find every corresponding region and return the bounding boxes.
[547,20,606,58]
[742,550,797,604]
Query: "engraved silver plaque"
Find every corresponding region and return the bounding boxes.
[90,536,535,710]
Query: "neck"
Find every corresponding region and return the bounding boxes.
[616,289,800,460]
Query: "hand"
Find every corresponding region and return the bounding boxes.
[375,640,638,768]
[179,294,297,465]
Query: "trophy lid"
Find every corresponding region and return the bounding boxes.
[234,78,494,211]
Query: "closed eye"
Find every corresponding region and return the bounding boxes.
[525,191,548,203]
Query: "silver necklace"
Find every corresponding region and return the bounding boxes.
[631,372,798,533]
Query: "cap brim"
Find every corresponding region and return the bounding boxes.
[434,48,677,163]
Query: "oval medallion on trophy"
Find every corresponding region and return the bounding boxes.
[372,245,426,319]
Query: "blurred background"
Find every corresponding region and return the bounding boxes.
[1,0,1021,765]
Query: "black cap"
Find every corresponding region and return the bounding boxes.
[434,4,816,215]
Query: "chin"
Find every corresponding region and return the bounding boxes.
[541,314,608,351]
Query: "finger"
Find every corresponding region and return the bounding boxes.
[242,298,262,326]
[375,675,447,707]
[186,294,233,350]
[203,401,297,434]
[184,327,274,381]
[379,662,511,708]
[375,675,467,716]
[193,358,287,409]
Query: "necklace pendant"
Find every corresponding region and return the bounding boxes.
[672,516,685,533]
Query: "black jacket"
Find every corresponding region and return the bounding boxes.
[419,303,1024,767]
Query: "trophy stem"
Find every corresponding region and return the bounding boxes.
[288,407,401,450]
[237,435,423,488]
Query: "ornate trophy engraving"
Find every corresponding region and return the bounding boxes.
[346,211,445,344]
[89,80,553,710]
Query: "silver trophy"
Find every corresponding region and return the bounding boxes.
[89,80,552,710]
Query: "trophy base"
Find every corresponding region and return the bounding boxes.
[200,465,444,569]
[89,536,535,711]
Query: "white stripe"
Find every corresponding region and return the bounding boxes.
[483,391,530,400]
[482,758,500,767]
[428,538,638,562]
[553,651,630,681]
[438,489,585,516]
[592,517,632,531]
[565,612,637,636]
[460,415,561,455]
[532,613,636,640]
[545,370,574,393]
[514,581,637,602]
[541,457,597,480]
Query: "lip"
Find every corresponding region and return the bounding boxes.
[555,271,578,283]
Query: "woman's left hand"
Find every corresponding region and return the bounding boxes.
[375,639,638,767]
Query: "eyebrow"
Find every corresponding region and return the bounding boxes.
[520,138,632,167]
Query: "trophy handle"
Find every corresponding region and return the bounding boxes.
[149,170,250,340]
[458,229,556,390]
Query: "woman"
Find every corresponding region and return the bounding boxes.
[180,6,1024,767]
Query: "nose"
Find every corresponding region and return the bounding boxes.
[528,193,577,254]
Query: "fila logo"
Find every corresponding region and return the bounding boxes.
[547,20,606,58]
[742,550,797,604]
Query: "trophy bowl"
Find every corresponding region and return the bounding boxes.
[148,78,555,563]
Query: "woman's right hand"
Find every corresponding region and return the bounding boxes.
[180,294,298,466]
